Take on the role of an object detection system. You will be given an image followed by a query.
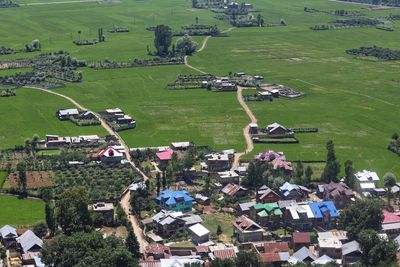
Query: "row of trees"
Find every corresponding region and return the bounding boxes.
[388,132,400,155]
[346,46,400,61]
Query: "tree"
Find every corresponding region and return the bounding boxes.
[321,140,340,183]
[340,198,383,240]
[210,258,236,267]
[154,24,172,56]
[162,171,167,189]
[358,229,397,267]
[191,0,198,8]
[78,30,82,41]
[384,172,397,206]
[176,34,198,55]
[216,225,223,236]
[392,132,399,140]
[156,172,161,196]
[195,16,199,24]
[304,166,313,186]
[33,222,48,238]
[236,251,260,267]
[183,148,195,170]
[344,160,356,189]
[203,174,212,196]
[41,231,138,267]
[16,162,27,193]
[126,225,140,259]
[295,161,304,178]
[55,187,92,235]
[45,202,56,233]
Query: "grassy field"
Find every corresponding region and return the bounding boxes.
[202,212,235,242]
[0,195,45,226]
[0,0,400,179]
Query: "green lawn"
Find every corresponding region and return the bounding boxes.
[0,171,7,188]
[202,212,235,242]
[0,0,399,179]
[0,195,45,226]
[37,149,62,156]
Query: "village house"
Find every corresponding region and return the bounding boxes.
[279,182,310,201]
[271,158,293,174]
[233,215,266,243]
[354,170,380,197]
[0,225,17,248]
[266,122,293,137]
[238,200,256,216]
[156,148,175,169]
[209,243,239,261]
[188,224,210,245]
[16,230,43,253]
[292,232,311,251]
[318,182,355,209]
[78,110,97,120]
[205,153,230,172]
[217,171,240,185]
[381,210,400,237]
[156,190,193,212]
[254,150,286,163]
[89,202,115,223]
[341,240,362,265]
[249,123,258,135]
[144,244,171,261]
[97,146,125,164]
[194,193,210,205]
[249,202,282,229]
[171,142,191,150]
[317,231,348,259]
[56,108,79,120]
[221,183,247,198]
[283,202,314,231]
[255,241,290,266]
[152,210,186,237]
[289,246,317,264]
[45,134,101,148]
[256,185,281,203]
[309,201,339,229]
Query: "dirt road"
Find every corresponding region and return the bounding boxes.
[26,86,150,250]
[120,191,149,252]
[232,86,257,169]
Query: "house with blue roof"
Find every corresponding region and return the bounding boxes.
[156,190,194,212]
[309,201,339,229]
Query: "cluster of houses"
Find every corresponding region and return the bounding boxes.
[204,73,264,91]
[0,225,44,267]
[99,108,136,131]
[134,144,400,266]
[259,83,304,98]
[39,134,104,148]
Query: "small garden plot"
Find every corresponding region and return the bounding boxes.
[167,74,215,90]
[0,52,85,89]
[0,0,18,8]
[53,165,141,200]
[88,57,184,70]
[346,46,400,61]
[311,18,386,31]
[202,212,235,242]
[108,25,129,33]
[7,170,53,189]
[252,136,299,144]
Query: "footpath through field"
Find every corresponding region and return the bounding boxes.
[25,86,150,250]
[183,28,257,168]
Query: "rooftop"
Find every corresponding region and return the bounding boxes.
[189,223,210,237]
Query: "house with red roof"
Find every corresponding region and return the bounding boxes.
[156,148,174,169]
[382,210,400,237]
[292,232,311,251]
[233,215,266,243]
[97,146,125,163]
[144,244,171,260]
[253,241,290,266]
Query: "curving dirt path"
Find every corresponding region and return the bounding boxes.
[25,86,150,250]
[183,28,257,169]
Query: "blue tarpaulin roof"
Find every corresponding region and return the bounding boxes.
[309,201,339,218]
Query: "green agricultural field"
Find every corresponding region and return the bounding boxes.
[0,0,400,179]
[0,195,45,226]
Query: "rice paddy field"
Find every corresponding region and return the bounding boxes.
[1,0,400,179]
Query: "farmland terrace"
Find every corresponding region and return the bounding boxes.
[0,0,400,179]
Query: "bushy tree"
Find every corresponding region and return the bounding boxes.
[384,172,397,206]
[41,231,138,267]
[236,251,260,267]
[55,187,92,235]
[359,229,397,267]
[344,160,356,189]
[33,222,48,238]
[126,225,140,258]
[45,202,56,233]
[154,25,172,56]
[340,198,383,240]
[321,140,340,183]
[176,34,198,55]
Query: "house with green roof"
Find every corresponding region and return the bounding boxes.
[249,202,283,229]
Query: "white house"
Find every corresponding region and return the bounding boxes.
[189,223,210,245]
[354,170,380,196]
